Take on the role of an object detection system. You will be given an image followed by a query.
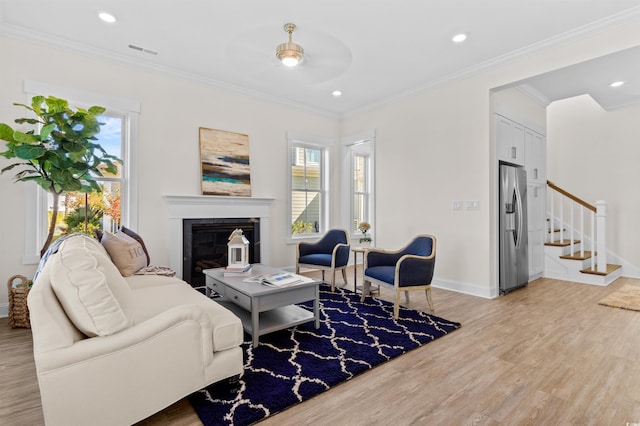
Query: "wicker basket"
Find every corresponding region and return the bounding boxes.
[7,274,31,329]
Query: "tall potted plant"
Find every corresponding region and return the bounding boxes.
[0,95,121,256]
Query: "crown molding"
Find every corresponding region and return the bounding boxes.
[515,84,551,108]
[3,5,640,120]
[343,6,640,118]
[0,23,340,120]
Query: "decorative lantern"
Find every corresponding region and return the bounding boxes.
[227,229,250,269]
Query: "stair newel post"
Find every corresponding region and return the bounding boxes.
[596,200,607,273]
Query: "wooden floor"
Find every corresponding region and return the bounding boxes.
[3,271,640,425]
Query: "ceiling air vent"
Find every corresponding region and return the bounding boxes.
[128,44,158,56]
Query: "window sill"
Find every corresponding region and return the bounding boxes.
[287,234,321,245]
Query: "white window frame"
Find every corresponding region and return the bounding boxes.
[287,133,330,243]
[341,131,376,244]
[22,80,140,264]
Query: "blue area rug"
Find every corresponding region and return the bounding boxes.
[189,284,461,425]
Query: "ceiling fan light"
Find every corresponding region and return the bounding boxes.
[277,42,304,66]
[276,23,304,66]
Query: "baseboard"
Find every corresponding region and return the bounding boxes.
[432,279,496,299]
[0,303,8,318]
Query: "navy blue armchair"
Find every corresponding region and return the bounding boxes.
[296,229,350,291]
[361,234,436,319]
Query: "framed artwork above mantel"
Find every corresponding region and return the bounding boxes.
[199,127,252,196]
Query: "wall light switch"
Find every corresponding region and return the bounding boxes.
[465,200,480,210]
[452,201,463,210]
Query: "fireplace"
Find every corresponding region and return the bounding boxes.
[183,218,260,287]
[165,195,274,282]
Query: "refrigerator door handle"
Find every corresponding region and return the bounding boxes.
[514,180,523,249]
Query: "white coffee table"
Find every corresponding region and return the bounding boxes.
[203,265,320,347]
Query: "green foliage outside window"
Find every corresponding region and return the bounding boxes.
[292,220,314,235]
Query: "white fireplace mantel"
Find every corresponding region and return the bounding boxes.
[165,195,274,279]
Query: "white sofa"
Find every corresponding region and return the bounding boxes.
[28,234,244,426]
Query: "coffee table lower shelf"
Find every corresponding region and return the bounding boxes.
[218,301,315,338]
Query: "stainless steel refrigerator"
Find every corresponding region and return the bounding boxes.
[499,163,528,295]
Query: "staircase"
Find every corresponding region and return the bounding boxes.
[543,180,621,286]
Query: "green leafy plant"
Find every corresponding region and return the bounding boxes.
[0,95,121,256]
[292,220,314,235]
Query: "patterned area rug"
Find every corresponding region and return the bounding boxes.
[189,284,461,425]
[598,285,640,311]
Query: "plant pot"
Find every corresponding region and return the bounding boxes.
[359,239,372,248]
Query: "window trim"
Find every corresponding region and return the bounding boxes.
[287,133,331,243]
[22,80,140,264]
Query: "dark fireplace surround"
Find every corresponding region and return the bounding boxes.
[182,218,260,287]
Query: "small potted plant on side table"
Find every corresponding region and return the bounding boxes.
[358,222,372,248]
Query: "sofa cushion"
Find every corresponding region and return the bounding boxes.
[50,235,134,337]
[101,231,147,276]
[120,226,151,266]
[299,253,333,267]
[125,274,185,290]
[364,265,396,285]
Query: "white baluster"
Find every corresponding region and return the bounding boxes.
[591,211,595,271]
[580,205,584,257]
[570,202,574,255]
[559,195,564,244]
[549,189,554,243]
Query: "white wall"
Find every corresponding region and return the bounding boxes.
[547,95,640,270]
[0,36,339,309]
[342,17,640,297]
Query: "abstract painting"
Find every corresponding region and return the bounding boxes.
[199,127,251,196]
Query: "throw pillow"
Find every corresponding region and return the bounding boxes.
[50,235,133,337]
[120,226,150,266]
[101,231,147,276]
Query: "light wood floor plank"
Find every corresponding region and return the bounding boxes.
[2,272,640,425]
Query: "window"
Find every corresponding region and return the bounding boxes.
[340,132,375,242]
[22,81,140,264]
[353,153,369,233]
[288,137,329,239]
[48,114,124,239]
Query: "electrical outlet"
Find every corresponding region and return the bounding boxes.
[466,200,480,210]
[452,201,463,210]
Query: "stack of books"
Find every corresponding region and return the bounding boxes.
[262,272,304,287]
[223,264,253,277]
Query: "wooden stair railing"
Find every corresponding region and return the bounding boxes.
[546,180,608,274]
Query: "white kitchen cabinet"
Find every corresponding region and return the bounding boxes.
[527,182,546,277]
[495,114,525,166]
[525,129,545,184]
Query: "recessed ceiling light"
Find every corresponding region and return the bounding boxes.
[332,90,342,97]
[610,81,625,88]
[452,33,467,43]
[98,12,117,23]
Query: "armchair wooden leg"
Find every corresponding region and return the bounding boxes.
[404,291,410,303]
[330,270,336,291]
[425,287,434,311]
[341,268,348,285]
[296,265,300,274]
[360,280,370,302]
[394,289,401,319]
